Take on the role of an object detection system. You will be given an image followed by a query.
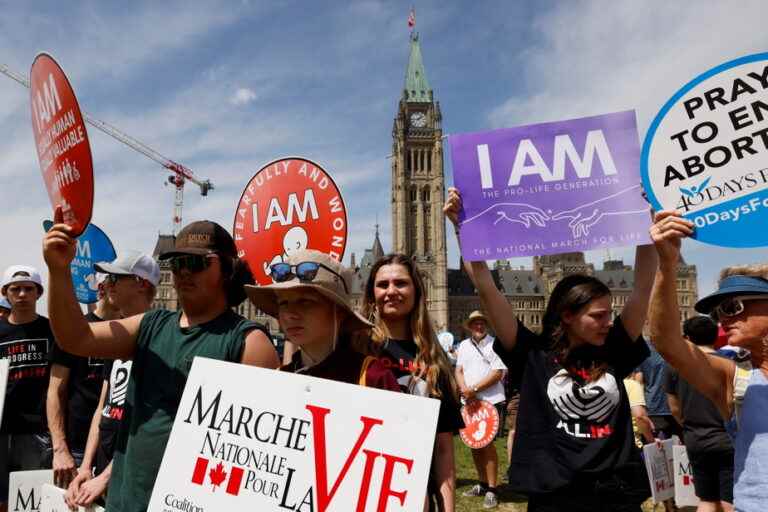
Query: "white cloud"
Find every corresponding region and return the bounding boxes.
[230,87,257,106]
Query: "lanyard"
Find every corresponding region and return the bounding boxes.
[470,337,491,365]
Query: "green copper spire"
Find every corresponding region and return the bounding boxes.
[404,33,432,103]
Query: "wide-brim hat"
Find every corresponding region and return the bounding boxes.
[695,275,768,314]
[463,310,488,330]
[244,249,372,332]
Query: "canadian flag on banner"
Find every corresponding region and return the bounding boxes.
[191,457,244,496]
[407,8,415,28]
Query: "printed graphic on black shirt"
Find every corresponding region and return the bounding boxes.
[547,368,620,439]
[102,360,132,422]
[0,338,50,381]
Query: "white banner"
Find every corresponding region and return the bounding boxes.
[0,359,8,425]
[8,470,52,512]
[39,484,104,512]
[673,445,700,508]
[642,439,675,503]
[148,357,440,512]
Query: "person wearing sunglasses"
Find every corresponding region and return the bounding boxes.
[649,210,768,512]
[245,249,399,392]
[358,254,464,512]
[47,258,154,493]
[43,212,279,512]
[64,255,157,509]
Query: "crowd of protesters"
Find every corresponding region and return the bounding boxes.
[0,195,766,512]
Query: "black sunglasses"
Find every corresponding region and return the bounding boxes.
[105,274,140,285]
[269,261,349,294]
[169,254,215,274]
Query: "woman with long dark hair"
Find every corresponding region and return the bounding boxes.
[445,188,656,511]
[359,254,463,512]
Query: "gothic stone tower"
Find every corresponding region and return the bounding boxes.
[391,33,449,329]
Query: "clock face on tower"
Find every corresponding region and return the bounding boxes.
[410,112,427,128]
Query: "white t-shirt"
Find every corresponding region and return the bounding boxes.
[456,335,507,404]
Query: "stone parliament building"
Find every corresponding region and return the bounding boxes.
[152,34,699,338]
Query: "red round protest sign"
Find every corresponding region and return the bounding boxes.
[459,400,500,449]
[233,157,348,285]
[30,53,94,237]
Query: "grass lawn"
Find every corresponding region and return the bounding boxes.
[453,437,665,511]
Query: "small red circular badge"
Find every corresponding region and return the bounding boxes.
[459,400,500,449]
[233,157,348,285]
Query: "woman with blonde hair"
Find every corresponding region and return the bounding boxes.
[360,254,463,512]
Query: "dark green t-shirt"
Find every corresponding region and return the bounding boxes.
[105,309,264,512]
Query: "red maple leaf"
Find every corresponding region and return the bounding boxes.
[209,462,227,492]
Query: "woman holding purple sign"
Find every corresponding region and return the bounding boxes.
[444,188,657,511]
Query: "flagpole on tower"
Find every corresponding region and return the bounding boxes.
[408,6,416,39]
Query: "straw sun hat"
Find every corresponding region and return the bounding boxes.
[244,249,372,332]
[462,310,489,331]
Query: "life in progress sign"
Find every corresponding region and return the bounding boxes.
[642,53,768,248]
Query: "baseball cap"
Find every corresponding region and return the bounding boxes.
[94,251,161,287]
[695,275,768,314]
[158,221,237,260]
[2,265,44,295]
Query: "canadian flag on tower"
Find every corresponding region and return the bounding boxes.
[407,8,415,28]
[191,457,244,496]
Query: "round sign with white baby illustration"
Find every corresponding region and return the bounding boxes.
[232,157,348,285]
[459,400,500,449]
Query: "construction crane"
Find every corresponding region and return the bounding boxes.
[1,63,213,235]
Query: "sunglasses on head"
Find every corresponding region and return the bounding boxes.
[269,261,348,294]
[711,295,768,321]
[169,254,216,274]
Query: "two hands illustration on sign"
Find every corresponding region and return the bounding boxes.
[463,185,649,238]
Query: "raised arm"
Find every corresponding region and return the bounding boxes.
[44,208,140,360]
[648,210,734,418]
[444,188,518,349]
[620,243,658,340]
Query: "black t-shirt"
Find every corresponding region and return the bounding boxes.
[377,339,464,434]
[98,357,133,461]
[494,317,649,495]
[49,311,105,452]
[664,363,734,456]
[0,315,54,435]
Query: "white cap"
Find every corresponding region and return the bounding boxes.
[94,251,160,287]
[2,265,44,295]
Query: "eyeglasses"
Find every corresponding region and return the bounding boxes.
[712,295,768,321]
[169,254,215,274]
[269,261,349,294]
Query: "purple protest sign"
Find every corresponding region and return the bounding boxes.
[449,110,651,260]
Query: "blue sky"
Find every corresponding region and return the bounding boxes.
[1,1,766,305]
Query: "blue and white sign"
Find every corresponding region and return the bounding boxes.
[44,220,116,303]
[642,53,768,248]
